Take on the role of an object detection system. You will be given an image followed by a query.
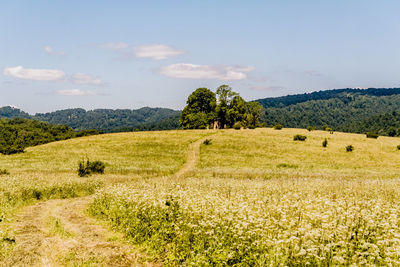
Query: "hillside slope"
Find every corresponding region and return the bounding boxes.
[256,88,400,135]
[0,106,181,132]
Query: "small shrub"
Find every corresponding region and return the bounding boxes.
[397,145,400,150]
[293,134,307,141]
[307,126,317,132]
[203,139,212,145]
[366,132,379,139]
[388,128,397,137]
[78,159,106,177]
[233,122,241,130]
[322,138,328,147]
[329,131,334,134]
[346,145,354,152]
[277,163,298,169]
[0,169,9,175]
[273,123,283,130]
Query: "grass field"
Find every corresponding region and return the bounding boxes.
[2,128,400,265]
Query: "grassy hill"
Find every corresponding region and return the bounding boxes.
[2,128,400,265]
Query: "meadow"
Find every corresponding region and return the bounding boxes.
[2,128,400,265]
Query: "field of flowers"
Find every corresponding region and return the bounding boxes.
[89,128,400,265]
[0,130,210,261]
[3,128,400,265]
[89,177,400,266]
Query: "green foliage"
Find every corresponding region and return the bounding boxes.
[293,134,307,141]
[180,88,216,129]
[0,118,100,155]
[34,107,180,132]
[273,123,283,130]
[256,88,400,136]
[346,145,354,152]
[233,122,241,130]
[181,85,263,129]
[203,139,212,145]
[77,159,106,177]
[366,132,379,139]
[322,138,328,147]
[307,126,317,131]
[0,169,9,175]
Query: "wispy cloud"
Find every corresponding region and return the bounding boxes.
[3,66,65,81]
[56,89,95,96]
[160,63,254,80]
[101,42,129,50]
[71,73,103,85]
[44,46,65,56]
[134,44,184,60]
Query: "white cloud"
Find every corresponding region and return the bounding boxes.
[160,63,254,80]
[3,66,65,81]
[56,89,95,96]
[71,73,103,85]
[101,42,129,50]
[44,46,65,56]
[134,44,184,60]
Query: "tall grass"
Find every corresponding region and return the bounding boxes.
[89,177,400,265]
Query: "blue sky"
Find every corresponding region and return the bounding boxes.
[1,1,400,113]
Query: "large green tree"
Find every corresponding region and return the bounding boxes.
[180,85,263,129]
[180,88,216,129]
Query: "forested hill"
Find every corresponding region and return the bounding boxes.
[256,88,400,136]
[0,107,181,132]
[256,88,400,108]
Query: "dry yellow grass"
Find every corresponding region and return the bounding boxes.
[198,128,400,179]
[3,128,400,265]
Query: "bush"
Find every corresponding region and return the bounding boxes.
[293,134,307,141]
[366,132,379,139]
[388,128,397,137]
[397,145,400,150]
[322,138,328,147]
[78,159,106,177]
[273,123,283,130]
[307,126,317,132]
[346,145,354,152]
[0,169,9,175]
[233,122,241,130]
[203,139,212,145]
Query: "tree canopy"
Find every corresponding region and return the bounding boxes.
[180,85,263,129]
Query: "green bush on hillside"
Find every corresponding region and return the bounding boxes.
[322,138,328,147]
[78,159,106,177]
[293,135,307,141]
[0,169,9,175]
[203,139,212,145]
[346,145,354,152]
[366,132,379,139]
[273,123,283,130]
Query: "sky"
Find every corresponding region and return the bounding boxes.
[1,0,400,114]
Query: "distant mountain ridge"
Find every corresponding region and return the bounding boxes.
[255,88,400,136]
[3,87,400,136]
[0,106,180,132]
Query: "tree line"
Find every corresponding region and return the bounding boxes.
[0,118,101,155]
[180,85,263,129]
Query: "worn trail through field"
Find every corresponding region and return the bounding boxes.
[3,134,214,266]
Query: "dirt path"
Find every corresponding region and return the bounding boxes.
[173,134,214,179]
[3,197,155,266]
[2,133,214,266]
